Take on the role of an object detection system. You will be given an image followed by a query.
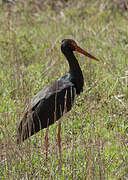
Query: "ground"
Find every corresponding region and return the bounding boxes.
[0,0,128,179]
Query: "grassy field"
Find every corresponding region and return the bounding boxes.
[0,0,128,179]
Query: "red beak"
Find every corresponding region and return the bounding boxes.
[75,45,99,61]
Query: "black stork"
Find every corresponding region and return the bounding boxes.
[17,39,99,159]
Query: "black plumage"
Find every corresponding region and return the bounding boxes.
[17,39,99,143]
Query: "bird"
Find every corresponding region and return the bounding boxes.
[17,39,99,159]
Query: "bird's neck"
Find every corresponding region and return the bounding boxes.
[64,51,84,94]
[64,51,80,71]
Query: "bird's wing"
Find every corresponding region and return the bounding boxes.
[25,78,76,113]
[17,78,76,143]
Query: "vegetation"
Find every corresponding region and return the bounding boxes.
[0,0,128,179]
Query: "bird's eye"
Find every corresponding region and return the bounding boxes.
[71,41,77,48]
[70,42,77,51]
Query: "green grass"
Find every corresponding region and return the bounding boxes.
[0,0,128,179]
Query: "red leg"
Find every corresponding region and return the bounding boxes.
[45,127,49,162]
[58,121,62,160]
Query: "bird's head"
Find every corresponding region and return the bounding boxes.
[61,39,99,61]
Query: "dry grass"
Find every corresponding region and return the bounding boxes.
[0,0,128,179]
